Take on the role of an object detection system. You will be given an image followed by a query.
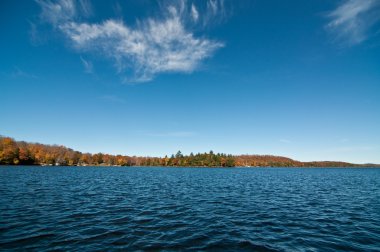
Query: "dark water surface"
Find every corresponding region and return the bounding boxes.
[1,166,380,251]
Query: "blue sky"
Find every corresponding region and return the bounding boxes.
[1,0,380,163]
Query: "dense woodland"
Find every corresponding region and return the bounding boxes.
[0,136,377,167]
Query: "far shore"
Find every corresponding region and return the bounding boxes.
[1,164,379,168]
[1,136,379,168]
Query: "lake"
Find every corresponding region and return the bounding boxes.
[0,166,380,251]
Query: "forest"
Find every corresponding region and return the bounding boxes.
[0,136,377,167]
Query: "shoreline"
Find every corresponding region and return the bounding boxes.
[1,165,379,168]
[1,136,379,168]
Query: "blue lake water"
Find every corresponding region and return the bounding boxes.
[0,166,380,251]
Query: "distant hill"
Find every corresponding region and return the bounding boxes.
[0,136,378,167]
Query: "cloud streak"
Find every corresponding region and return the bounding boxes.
[191,4,199,22]
[326,0,380,45]
[36,0,225,82]
[80,56,93,73]
[11,67,38,79]
[36,0,76,25]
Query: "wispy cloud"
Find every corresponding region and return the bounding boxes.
[191,4,199,22]
[78,0,92,17]
[80,56,93,74]
[207,0,227,18]
[35,0,226,82]
[36,0,76,25]
[29,21,45,46]
[279,139,291,144]
[326,0,380,46]
[11,67,38,79]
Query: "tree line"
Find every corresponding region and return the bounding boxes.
[0,136,377,167]
[0,136,235,167]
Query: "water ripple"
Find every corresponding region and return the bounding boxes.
[1,166,380,251]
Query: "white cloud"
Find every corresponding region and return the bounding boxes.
[36,0,224,82]
[191,4,199,22]
[78,0,92,17]
[326,0,380,45]
[80,56,93,73]
[36,0,76,25]
[208,0,219,15]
